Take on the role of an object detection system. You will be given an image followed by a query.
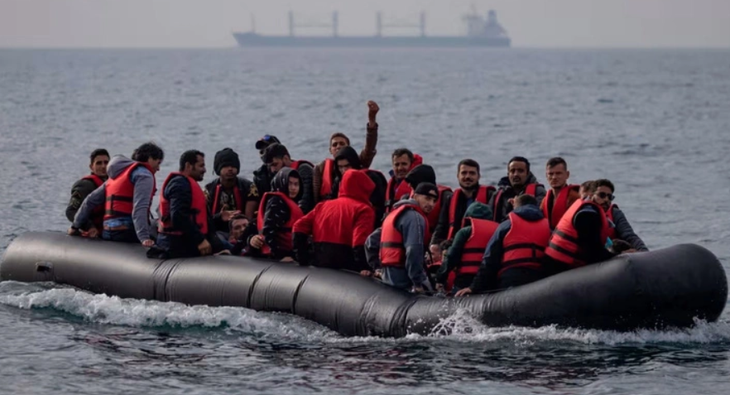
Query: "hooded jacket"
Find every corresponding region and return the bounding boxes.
[258,168,302,259]
[470,204,549,292]
[436,202,494,288]
[293,169,376,271]
[490,173,546,223]
[72,155,155,242]
[313,123,378,203]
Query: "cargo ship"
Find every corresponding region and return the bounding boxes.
[233,10,511,48]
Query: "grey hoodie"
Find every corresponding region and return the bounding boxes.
[73,155,155,241]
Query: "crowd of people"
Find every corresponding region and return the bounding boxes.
[67,100,648,295]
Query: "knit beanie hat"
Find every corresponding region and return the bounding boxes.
[214,148,240,176]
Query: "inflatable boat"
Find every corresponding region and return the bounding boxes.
[1,232,727,337]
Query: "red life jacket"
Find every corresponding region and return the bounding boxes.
[423,185,452,234]
[104,162,155,220]
[385,178,412,212]
[542,184,580,229]
[319,159,335,200]
[158,173,209,236]
[82,174,105,229]
[256,191,304,255]
[499,211,551,277]
[457,218,500,276]
[210,183,243,214]
[380,203,431,268]
[447,185,496,239]
[545,200,611,268]
[290,160,313,171]
[605,203,618,239]
[492,183,540,222]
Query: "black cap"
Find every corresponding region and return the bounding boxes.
[214,148,240,176]
[413,182,439,199]
[255,135,281,150]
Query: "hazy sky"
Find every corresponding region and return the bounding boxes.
[1,0,729,48]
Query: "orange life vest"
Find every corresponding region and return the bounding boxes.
[605,203,617,239]
[423,185,452,234]
[492,183,539,222]
[545,200,611,268]
[290,160,313,171]
[319,158,335,200]
[210,183,243,214]
[82,174,105,229]
[542,184,580,229]
[104,162,155,220]
[379,203,431,268]
[256,191,304,255]
[457,218,500,276]
[385,178,412,212]
[499,211,551,277]
[158,173,209,236]
[447,185,495,239]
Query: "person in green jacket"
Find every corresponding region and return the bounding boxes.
[435,202,494,292]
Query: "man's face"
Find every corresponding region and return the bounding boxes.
[392,154,412,180]
[269,157,288,174]
[148,158,163,174]
[190,155,206,182]
[508,161,528,188]
[415,194,437,214]
[90,155,109,177]
[592,185,614,210]
[329,137,349,157]
[458,165,479,189]
[288,176,300,199]
[337,158,352,175]
[546,163,569,189]
[220,165,238,181]
[230,218,248,241]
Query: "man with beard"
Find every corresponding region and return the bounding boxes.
[205,148,259,233]
[66,148,110,236]
[591,179,648,252]
[489,156,546,223]
[385,148,423,212]
[253,135,281,195]
[430,159,495,250]
[153,150,227,258]
[540,157,580,229]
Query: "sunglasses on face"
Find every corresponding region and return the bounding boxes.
[596,192,615,201]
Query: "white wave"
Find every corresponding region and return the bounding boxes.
[0,282,336,342]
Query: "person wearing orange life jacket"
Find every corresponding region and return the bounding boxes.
[313,100,379,203]
[591,179,648,252]
[430,159,495,249]
[248,167,304,261]
[543,192,617,275]
[540,157,581,229]
[204,148,259,233]
[264,143,315,214]
[69,142,163,247]
[376,183,440,293]
[403,164,452,235]
[435,202,497,292]
[456,195,552,296]
[292,169,376,271]
[490,156,546,223]
[66,148,110,236]
[385,148,423,212]
[152,150,227,258]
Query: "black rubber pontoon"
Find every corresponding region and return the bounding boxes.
[1,232,727,337]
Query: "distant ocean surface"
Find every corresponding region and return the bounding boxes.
[1,48,729,394]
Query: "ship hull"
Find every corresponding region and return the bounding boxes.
[233,33,510,48]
